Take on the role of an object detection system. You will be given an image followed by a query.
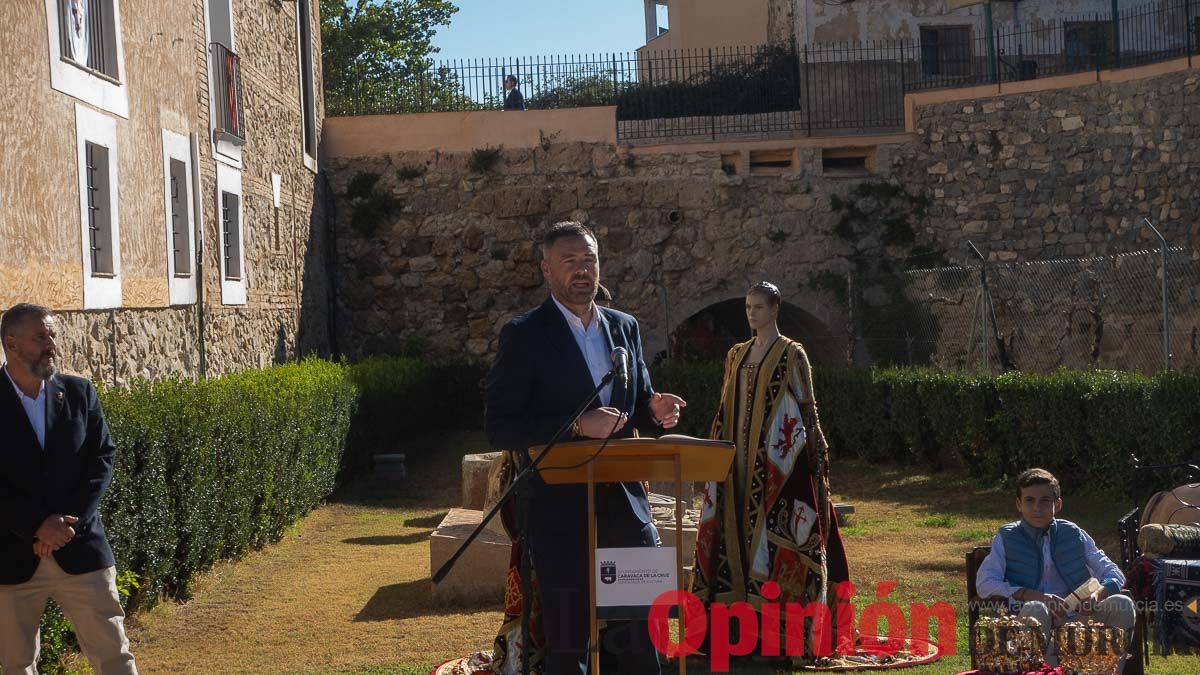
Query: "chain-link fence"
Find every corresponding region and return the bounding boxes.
[852,247,1200,374]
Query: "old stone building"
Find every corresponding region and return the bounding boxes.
[0,0,330,384]
[646,0,1161,63]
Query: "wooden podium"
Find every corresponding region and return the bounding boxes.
[529,436,734,675]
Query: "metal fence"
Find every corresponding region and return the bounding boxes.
[327,0,1199,142]
[850,245,1200,374]
[907,0,1200,91]
[326,44,908,139]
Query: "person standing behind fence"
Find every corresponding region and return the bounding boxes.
[0,303,138,675]
[503,74,525,110]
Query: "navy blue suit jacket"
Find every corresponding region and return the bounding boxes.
[0,372,117,584]
[485,297,659,535]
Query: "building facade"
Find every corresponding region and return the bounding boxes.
[0,0,331,383]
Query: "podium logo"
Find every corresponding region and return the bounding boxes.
[600,561,617,585]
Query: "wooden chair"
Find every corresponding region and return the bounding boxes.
[1117,505,1147,675]
[966,545,1008,670]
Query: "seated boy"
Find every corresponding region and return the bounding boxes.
[976,468,1136,665]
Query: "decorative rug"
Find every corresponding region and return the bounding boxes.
[799,635,942,671]
[432,652,496,675]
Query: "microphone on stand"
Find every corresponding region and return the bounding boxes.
[610,347,629,389]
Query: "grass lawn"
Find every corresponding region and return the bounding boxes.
[122,430,1200,674]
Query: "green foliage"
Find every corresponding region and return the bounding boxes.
[954,528,996,543]
[346,172,401,236]
[396,165,426,181]
[616,46,800,120]
[527,70,617,110]
[320,0,463,115]
[881,215,916,247]
[807,270,849,306]
[919,514,958,528]
[345,357,485,474]
[37,601,76,674]
[833,215,856,241]
[469,146,503,173]
[538,129,560,151]
[648,361,724,438]
[825,183,946,365]
[99,359,356,605]
[347,172,382,199]
[650,363,1200,495]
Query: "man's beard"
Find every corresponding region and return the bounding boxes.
[31,354,56,380]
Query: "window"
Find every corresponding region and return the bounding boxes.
[749,148,795,175]
[920,26,973,78]
[169,159,190,275]
[1064,21,1114,71]
[297,0,318,169]
[161,129,197,305]
[59,0,119,79]
[216,163,246,305]
[221,192,242,280]
[822,147,876,176]
[75,103,121,309]
[85,142,114,276]
[44,0,128,117]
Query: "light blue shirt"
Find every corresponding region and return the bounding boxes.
[551,295,612,407]
[3,364,47,448]
[976,524,1125,601]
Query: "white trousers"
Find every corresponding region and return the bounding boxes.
[0,556,138,675]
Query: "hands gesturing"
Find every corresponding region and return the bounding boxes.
[649,393,687,429]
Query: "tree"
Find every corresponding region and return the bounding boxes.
[319,0,464,115]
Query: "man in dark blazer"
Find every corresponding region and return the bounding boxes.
[0,303,138,675]
[503,74,526,111]
[486,222,686,674]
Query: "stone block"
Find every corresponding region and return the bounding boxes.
[462,452,503,510]
[657,523,697,559]
[833,503,854,526]
[430,508,511,606]
[373,453,406,481]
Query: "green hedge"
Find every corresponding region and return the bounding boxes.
[649,363,1200,493]
[99,358,357,605]
[344,357,485,474]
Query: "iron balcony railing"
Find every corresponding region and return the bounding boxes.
[210,42,247,145]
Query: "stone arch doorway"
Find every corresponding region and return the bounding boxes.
[668,298,844,366]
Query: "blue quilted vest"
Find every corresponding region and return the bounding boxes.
[999,519,1089,592]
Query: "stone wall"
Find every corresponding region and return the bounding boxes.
[327,141,908,365]
[328,63,1200,370]
[895,67,1200,260]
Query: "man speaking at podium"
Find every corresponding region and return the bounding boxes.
[486,222,686,674]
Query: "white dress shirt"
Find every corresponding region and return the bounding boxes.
[551,295,613,407]
[976,522,1125,600]
[3,363,47,448]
